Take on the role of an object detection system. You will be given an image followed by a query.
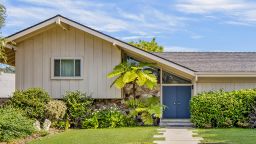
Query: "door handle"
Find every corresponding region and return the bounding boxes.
[174,102,176,104]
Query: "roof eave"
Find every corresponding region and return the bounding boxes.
[5,15,195,77]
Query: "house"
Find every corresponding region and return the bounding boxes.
[3,15,256,119]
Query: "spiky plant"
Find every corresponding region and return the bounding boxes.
[107,62,157,98]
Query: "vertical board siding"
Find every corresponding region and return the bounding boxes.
[16,26,121,98]
[196,82,256,94]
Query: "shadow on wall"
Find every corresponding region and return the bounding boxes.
[0,72,15,98]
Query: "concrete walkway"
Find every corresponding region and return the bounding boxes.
[153,128,203,144]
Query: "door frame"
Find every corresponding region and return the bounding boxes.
[161,84,193,119]
[159,68,194,119]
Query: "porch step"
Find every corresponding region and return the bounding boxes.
[160,119,193,127]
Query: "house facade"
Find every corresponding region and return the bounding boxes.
[4,15,256,119]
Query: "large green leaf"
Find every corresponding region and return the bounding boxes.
[141,71,157,83]
[114,76,125,88]
[107,70,124,78]
[136,71,147,86]
[144,80,156,89]
[123,71,137,83]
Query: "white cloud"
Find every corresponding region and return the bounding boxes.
[2,0,189,38]
[175,0,256,26]
[164,46,199,52]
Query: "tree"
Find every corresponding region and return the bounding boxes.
[0,4,6,62]
[129,38,164,52]
[107,62,157,98]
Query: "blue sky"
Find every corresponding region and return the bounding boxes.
[1,0,256,52]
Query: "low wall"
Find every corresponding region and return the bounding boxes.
[0,73,15,98]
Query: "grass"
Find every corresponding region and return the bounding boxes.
[29,127,159,144]
[196,128,256,144]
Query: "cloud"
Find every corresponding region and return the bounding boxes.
[164,46,199,52]
[1,0,189,38]
[175,0,256,26]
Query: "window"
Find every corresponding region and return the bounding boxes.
[162,71,191,84]
[51,57,83,79]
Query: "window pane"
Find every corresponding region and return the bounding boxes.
[75,59,81,77]
[54,59,60,76]
[61,60,74,77]
[162,71,191,84]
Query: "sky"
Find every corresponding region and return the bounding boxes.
[1,0,256,52]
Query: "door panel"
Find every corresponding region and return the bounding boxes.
[176,86,191,118]
[162,86,176,118]
[162,86,191,119]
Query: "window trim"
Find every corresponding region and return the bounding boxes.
[51,57,83,80]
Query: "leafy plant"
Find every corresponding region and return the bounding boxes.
[190,89,256,128]
[82,105,134,129]
[63,91,94,128]
[249,105,256,128]
[125,96,164,125]
[7,88,51,122]
[45,100,67,121]
[107,62,157,98]
[0,107,35,142]
[129,38,164,52]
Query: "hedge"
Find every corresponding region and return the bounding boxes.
[190,89,256,128]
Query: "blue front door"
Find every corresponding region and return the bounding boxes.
[163,86,191,119]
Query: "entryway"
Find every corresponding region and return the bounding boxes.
[162,86,191,119]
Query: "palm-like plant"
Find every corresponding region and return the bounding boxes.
[107,62,157,98]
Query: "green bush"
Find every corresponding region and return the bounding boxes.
[0,107,35,142]
[190,89,256,128]
[124,96,164,125]
[7,88,51,121]
[63,91,94,128]
[45,100,67,121]
[82,105,133,129]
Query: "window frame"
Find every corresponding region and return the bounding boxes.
[51,57,83,80]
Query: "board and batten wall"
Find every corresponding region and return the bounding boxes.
[15,25,121,99]
[196,77,256,94]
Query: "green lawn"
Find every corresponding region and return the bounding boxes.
[196,128,256,144]
[29,127,158,144]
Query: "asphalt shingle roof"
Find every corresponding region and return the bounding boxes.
[154,52,256,72]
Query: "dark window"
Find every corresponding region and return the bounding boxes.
[54,59,81,77]
[162,71,191,84]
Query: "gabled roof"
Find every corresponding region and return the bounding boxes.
[6,15,195,76]
[155,52,256,73]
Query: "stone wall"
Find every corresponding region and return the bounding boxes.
[123,84,160,98]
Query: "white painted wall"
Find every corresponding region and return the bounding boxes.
[0,73,15,98]
[196,77,256,94]
[15,25,121,99]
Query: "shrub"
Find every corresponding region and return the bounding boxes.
[63,91,94,128]
[82,105,133,129]
[249,105,256,128]
[124,96,164,125]
[45,100,67,121]
[0,107,35,142]
[7,88,51,121]
[190,89,256,128]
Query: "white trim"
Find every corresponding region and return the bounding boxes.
[51,57,84,80]
[7,15,195,77]
[7,17,59,42]
[196,72,256,77]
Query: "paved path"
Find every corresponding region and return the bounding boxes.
[153,128,203,144]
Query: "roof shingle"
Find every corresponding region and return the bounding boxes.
[154,52,256,72]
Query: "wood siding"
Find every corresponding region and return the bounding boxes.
[15,26,121,99]
[196,77,256,94]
